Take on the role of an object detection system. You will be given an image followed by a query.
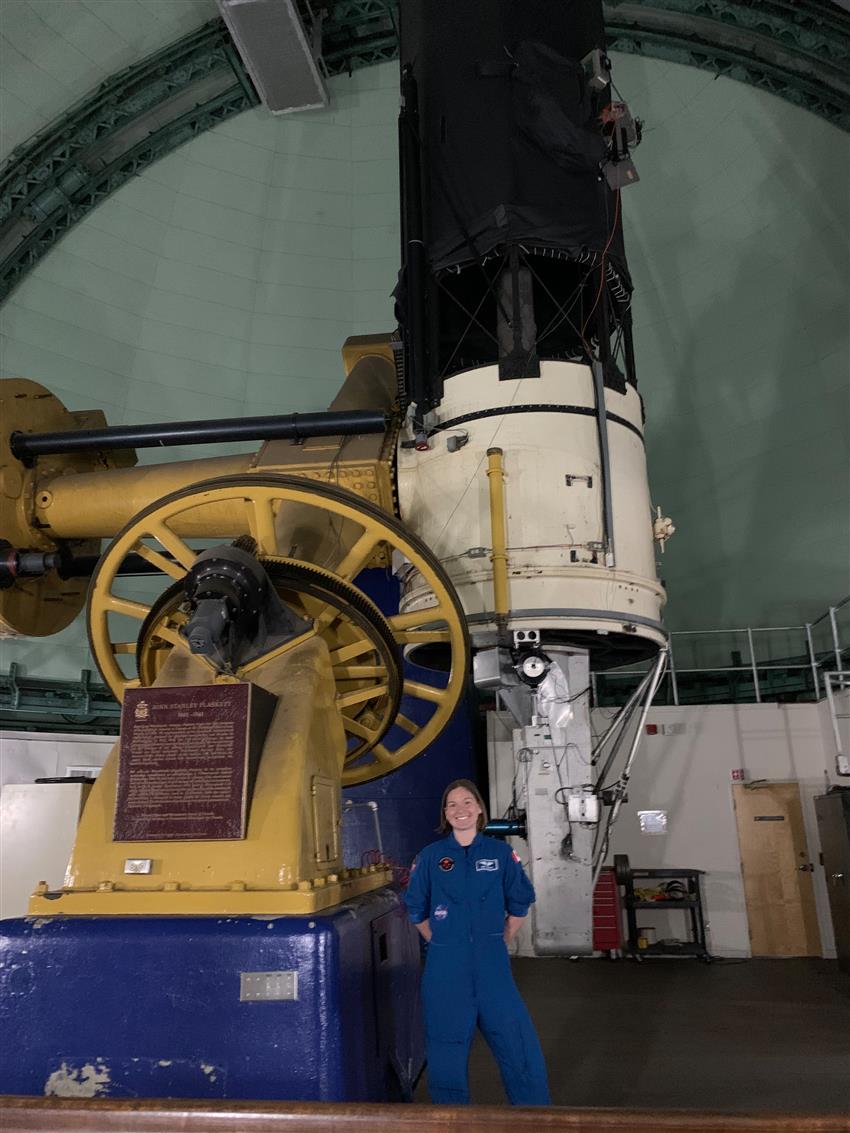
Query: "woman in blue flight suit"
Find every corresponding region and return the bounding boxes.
[404,778,550,1106]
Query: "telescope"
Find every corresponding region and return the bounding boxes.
[0,0,672,1102]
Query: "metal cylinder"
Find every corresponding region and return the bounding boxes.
[11,409,387,462]
[486,447,510,618]
[483,818,527,838]
[35,454,255,539]
[397,360,667,667]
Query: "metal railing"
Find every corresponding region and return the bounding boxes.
[594,597,849,708]
[823,670,850,776]
[2,599,848,728]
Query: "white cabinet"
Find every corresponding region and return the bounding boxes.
[0,782,90,919]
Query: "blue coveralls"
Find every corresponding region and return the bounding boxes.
[404,832,550,1106]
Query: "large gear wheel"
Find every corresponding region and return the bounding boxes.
[87,474,470,785]
[137,557,403,770]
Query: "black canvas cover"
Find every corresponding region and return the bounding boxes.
[401,0,627,277]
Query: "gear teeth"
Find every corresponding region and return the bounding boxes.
[231,534,258,555]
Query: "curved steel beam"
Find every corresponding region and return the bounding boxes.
[0,19,259,303]
[0,1,847,306]
[605,2,850,131]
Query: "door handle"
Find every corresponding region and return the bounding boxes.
[797,864,814,872]
[831,872,845,881]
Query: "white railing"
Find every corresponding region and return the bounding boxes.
[593,597,849,707]
[823,670,850,776]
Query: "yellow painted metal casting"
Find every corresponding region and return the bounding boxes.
[27,637,393,916]
[6,338,470,918]
[0,379,134,636]
[29,348,400,546]
[86,473,469,786]
[486,447,510,618]
[27,867,393,917]
[136,556,403,770]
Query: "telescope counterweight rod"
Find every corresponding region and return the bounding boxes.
[10,409,388,462]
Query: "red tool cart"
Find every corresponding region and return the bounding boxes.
[593,866,624,956]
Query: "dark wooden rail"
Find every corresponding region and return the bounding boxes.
[2,1098,849,1133]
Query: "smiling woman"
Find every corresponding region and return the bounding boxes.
[404,779,550,1106]
[439,778,488,836]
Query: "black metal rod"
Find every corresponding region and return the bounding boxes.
[592,287,616,565]
[10,409,387,462]
[623,309,638,388]
[59,553,162,579]
[483,818,527,839]
[399,64,431,414]
[592,364,616,568]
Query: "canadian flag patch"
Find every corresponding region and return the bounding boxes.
[511,850,521,863]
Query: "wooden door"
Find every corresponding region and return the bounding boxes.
[732,781,821,957]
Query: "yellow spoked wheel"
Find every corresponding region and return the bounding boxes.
[87,474,469,784]
[137,557,403,767]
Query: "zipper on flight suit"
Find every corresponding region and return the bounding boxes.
[465,843,474,944]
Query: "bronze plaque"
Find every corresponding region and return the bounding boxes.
[114,683,275,841]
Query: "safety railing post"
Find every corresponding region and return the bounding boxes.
[668,635,680,706]
[805,623,820,700]
[824,673,844,768]
[828,606,844,688]
[747,627,761,703]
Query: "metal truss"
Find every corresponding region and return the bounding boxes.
[605,1,850,132]
[303,0,398,74]
[0,663,120,735]
[0,19,259,303]
[0,0,847,304]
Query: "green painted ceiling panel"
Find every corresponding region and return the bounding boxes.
[0,0,218,159]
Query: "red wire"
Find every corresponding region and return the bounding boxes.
[361,848,411,888]
[580,188,621,347]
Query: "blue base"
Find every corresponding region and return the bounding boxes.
[0,890,423,1101]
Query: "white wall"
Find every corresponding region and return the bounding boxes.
[608,702,837,958]
[0,730,115,918]
[0,729,113,791]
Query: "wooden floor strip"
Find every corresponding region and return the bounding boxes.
[2,1097,849,1133]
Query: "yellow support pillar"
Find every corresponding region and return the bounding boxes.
[486,447,510,619]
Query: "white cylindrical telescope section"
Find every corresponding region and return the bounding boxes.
[396,360,666,666]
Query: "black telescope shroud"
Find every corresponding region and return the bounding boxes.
[396,0,636,411]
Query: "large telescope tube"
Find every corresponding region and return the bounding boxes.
[394,0,665,668]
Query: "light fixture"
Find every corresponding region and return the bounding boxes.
[217,0,328,114]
